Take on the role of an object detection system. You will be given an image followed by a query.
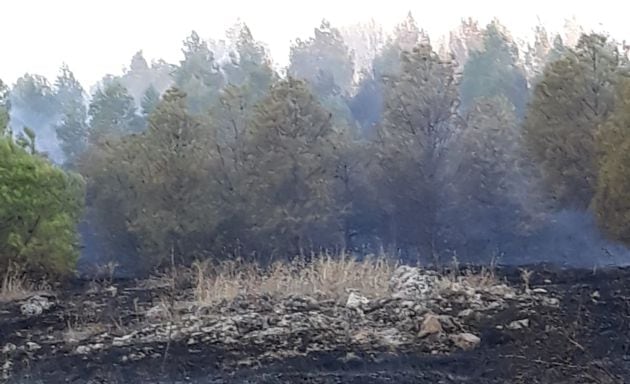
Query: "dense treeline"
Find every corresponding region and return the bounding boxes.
[2,16,630,275]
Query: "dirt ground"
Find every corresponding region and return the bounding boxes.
[2,264,630,384]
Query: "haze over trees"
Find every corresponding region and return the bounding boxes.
[2,13,630,277]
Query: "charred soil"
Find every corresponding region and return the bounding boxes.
[2,265,630,384]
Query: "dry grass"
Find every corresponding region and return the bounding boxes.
[62,322,107,344]
[0,264,49,302]
[437,257,501,292]
[194,253,397,305]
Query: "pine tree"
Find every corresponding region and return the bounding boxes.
[0,80,9,134]
[460,21,529,118]
[447,96,529,254]
[376,43,461,259]
[88,79,142,142]
[243,77,342,254]
[10,74,62,161]
[523,33,625,208]
[289,20,355,97]
[54,65,88,166]
[174,31,225,115]
[141,85,160,117]
[222,22,275,96]
[593,78,630,244]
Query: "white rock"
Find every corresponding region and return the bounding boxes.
[25,341,41,352]
[346,292,369,309]
[532,288,548,294]
[145,304,170,322]
[507,318,530,330]
[450,332,481,350]
[75,345,91,355]
[457,309,474,318]
[2,343,16,354]
[20,295,55,317]
[390,266,438,300]
[542,297,560,307]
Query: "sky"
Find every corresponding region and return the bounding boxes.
[0,0,627,88]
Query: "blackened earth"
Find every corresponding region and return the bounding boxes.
[2,265,630,384]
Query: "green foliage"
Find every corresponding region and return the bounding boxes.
[289,20,355,97]
[141,85,160,117]
[593,138,630,245]
[448,96,532,245]
[594,78,630,244]
[174,31,225,115]
[120,51,174,107]
[10,74,60,127]
[54,65,89,166]
[0,80,9,135]
[244,77,344,254]
[0,129,84,276]
[376,43,460,255]
[523,33,625,209]
[223,23,276,96]
[456,96,522,203]
[372,12,427,78]
[449,18,483,72]
[88,79,142,143]
[460,21,529,117]
[82,88,216,267]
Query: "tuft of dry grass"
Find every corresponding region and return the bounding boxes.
[437,257,501,293]
[0,264,49,302]
[63,322,107,344]
[194,253,397,305]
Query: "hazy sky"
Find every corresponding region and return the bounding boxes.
[0,0,626,88]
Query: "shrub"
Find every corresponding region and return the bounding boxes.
[0,134,84,276]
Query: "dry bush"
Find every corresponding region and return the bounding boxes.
[194,253,397,305]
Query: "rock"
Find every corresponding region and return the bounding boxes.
[457,309,474,318]
[2,343,16,354]
[507,318,530,330]
[418,313,443,338]
[484,301,502,311]
[105,286,118,297]
[145,304,170,322]
[20,295,55,317]
[75,345,91,355]
[25,341,41,352]
[284,296,320,312]
[113,333,135,347]
[450,332,481,350]
[591,291,601,300]
[378,328,405,347]
[542,297,560,307]
[390,266,438,300]
[532,288,548,294]
[544,279,552,284]
[437,315,457,331]
[346,292,369,310]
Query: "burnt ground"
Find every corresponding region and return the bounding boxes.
[2,265,630,384]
